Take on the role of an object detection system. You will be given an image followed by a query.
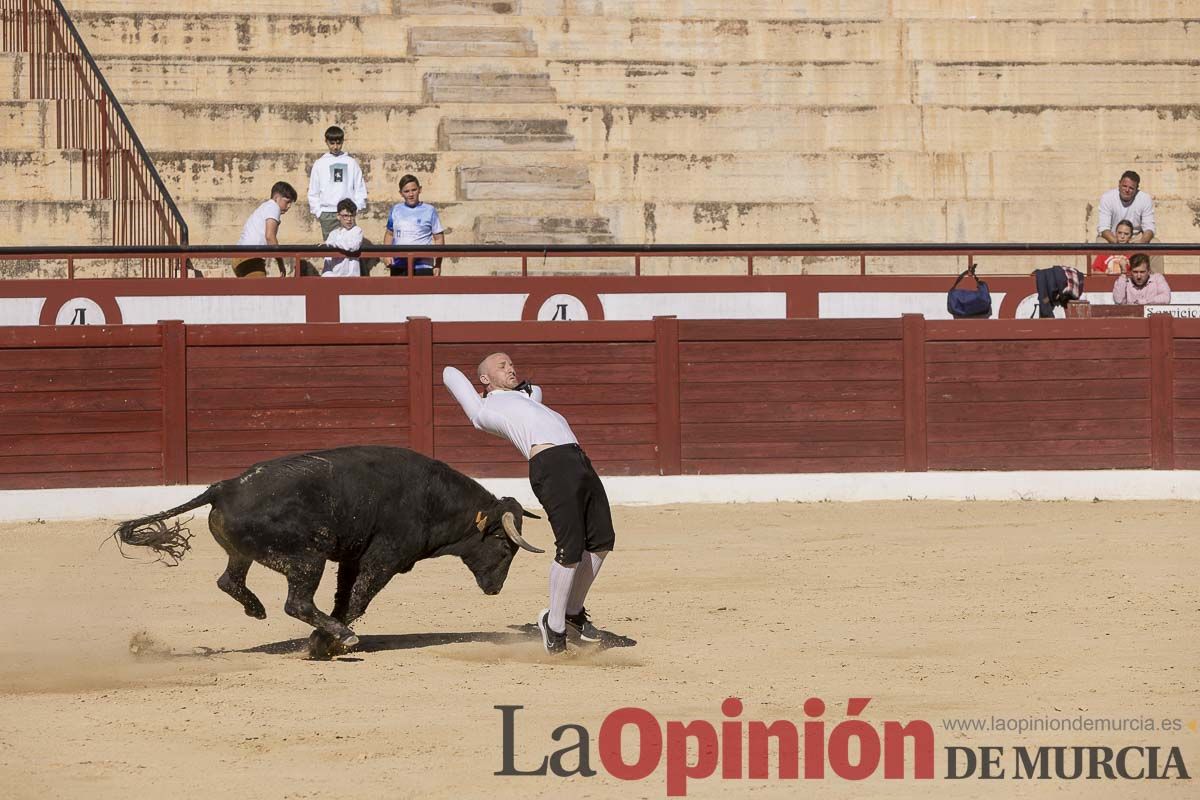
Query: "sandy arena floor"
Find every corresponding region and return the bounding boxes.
[0,500,1196,799]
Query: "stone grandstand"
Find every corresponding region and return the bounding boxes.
[4,0,1200,276]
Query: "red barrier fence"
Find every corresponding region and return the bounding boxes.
[0,316,1191,489]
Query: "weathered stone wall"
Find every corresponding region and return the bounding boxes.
[1,1,1197,275]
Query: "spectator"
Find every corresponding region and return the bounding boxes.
[321,198,363,278]
[1113,253,1171,305]
[384,174,445,277]
[234,181,296,278]
[307,125,368,240]
[1091,220,1134,274]
[1097,170,1155,245]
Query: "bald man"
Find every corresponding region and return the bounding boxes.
[443,353,615,655]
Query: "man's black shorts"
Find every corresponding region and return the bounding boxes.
[529,443,616,565]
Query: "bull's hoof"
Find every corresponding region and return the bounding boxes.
[307,630,336,660]
[244,601,267,620]
[307,630,359,660]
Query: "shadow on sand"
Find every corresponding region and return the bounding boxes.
[191,624,637,659]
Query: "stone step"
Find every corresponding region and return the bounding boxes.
[171,198,613,245]
[144,149,593,200]
[456,164,591,199]
[918,62,1200,106]
[641,199,1200,246]
[0,258,160,280]
[6,197,1200,266]
[474,215,614,244]
[62,0,1192,20]
[0,201,112,245]
[438,117,573,150]
[65,11,1200,65]
[568,104,1200,156]
[69,12,903,62]
[0,150,85,200]
[547,18,902,63]
[64,0,396,13]
[0,53,24,99]
[64,0,593,15]
[887,0,1186,21]
[90,57,563,104]
[905,20,1200,62]
[103,100,1200,159]
[71,12,539,58]
[616,151,1200,204]
[398,0,522,13]
[408,26,537,57]
[137,147,1200,206]
[604,0,1192,21]
[424,71,556,103]
[92,56,427,104]
[0,101,57,149]
[94,56,907,105]
[553,60,905,106]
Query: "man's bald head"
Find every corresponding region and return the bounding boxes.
[478,352,519,391]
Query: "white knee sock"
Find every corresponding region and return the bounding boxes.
[566,550,608,616]
[548,561,577,634]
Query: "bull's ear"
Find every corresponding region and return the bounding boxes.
[522,509,541,520]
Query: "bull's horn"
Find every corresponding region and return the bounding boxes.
[522,509,541,520]
[502,511,544,553]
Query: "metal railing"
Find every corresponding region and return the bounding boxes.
[0,0,187,276]
[0,242,1195,280]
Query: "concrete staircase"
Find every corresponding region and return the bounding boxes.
[0,0,1197,276]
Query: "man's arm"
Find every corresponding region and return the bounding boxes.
[443,366,484,426]
[1112,275,1129,305]
[432,231,445,275]
[1136,197,1156,243]
[264,217,286,276]
[1097,193,1116,242]
[307,162,323,217]
[352,161,368,212]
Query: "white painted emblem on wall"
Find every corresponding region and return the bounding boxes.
[55,297,106,325]
[537,294,588,321]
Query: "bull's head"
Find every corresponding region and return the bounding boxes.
[462,497,542,595]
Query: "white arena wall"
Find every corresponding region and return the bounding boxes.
[3,470,1199,523]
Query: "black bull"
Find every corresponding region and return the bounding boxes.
[114,446,542,659]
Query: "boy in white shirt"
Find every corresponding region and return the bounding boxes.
[234,181,296,278]
[321,198,363,277]
[307,125,368,240]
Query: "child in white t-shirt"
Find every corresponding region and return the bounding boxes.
[322,198,364,278]
[234,180,296,277]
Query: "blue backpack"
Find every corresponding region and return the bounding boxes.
[947,268,992,319]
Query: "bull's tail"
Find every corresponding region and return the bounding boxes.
[112,485,220,566]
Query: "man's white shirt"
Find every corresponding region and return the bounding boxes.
[443,366,578,459]
[1097,187,1155,235]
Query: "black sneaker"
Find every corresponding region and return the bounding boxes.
[564,607,602,643]
[537,608,567,654]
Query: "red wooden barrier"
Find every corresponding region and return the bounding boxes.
[0,317,1189,489]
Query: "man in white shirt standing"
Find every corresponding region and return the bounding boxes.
[307,125,368,240]
[1097,170,1160,271]
[443,354,615,656]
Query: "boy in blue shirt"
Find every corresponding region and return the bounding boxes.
[384,174,445,276]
